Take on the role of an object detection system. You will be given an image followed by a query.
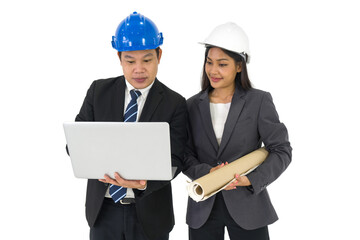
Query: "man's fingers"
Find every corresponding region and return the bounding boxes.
[100,172,147,188]
[114,173,124,183]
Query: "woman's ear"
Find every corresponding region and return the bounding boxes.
[237,62,242,73]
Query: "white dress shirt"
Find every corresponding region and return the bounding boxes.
[209,102,231,145]
[105,79,154,199]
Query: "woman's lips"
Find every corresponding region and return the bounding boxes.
[210,77,222,82]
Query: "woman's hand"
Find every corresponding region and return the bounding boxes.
[209,162,251,190]
[224,174,251,190]
[210,162,227,173]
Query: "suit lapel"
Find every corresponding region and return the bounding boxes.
[197,90,219,152]
[114,77,126,122]
[217,87,246,158]
[139,79,163,122]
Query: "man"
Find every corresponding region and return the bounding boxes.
[73,12,187,240]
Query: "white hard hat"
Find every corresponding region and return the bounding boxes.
[200,22,250,63]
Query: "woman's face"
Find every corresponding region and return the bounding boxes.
[205,47,241,91]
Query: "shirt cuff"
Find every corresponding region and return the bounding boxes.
[137,184,147,191]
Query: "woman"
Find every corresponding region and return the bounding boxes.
[183,22,292,240]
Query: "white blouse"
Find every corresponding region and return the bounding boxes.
[209,102,231,145]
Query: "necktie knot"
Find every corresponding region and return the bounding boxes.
[130,90,141,101]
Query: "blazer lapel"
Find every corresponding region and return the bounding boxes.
[114,77,126,122]
[139,79,163,122]
[198,90,219,152]
[217,87,246,158]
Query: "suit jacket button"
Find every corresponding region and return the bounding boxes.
[217,161,222,165]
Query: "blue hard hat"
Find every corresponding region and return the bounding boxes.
[111,12,163,52]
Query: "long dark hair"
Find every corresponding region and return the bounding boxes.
[201,46,252,91]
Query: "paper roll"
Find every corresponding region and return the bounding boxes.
[187,148,269,202]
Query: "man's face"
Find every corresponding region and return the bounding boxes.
[119,49,162,89]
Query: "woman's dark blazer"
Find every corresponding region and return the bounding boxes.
[183,86,292,230]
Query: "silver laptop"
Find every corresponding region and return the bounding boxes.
[63,122,174,180]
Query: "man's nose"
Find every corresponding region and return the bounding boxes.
[134,62,145,73]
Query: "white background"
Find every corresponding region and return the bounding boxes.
[1,0,359,239]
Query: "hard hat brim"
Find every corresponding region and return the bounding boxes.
[199,42,250,63]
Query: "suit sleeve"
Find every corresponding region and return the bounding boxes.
[247,92,292,195]
[182,98,212,181]
[168,97,188,177]
[66,81,96,155]
[135,97,187,198]
[182,119,212,181]
[75,81,96,122]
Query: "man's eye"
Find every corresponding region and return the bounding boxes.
[144,59,152,63]
[219,64,228,67]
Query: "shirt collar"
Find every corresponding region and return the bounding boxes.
[124,79,155,99]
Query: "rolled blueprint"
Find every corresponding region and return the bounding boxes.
[187,148,269,202]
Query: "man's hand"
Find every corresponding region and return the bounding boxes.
[99,172,147,189]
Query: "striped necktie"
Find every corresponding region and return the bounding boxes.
[109,89,141,203]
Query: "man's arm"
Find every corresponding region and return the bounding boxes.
[134,97,187,198]
[75,81,96,122]
[66,81,96,156]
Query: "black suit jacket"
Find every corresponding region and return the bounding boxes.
[74,76,187,240]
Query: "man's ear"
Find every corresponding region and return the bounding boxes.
[157,48,162,64]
